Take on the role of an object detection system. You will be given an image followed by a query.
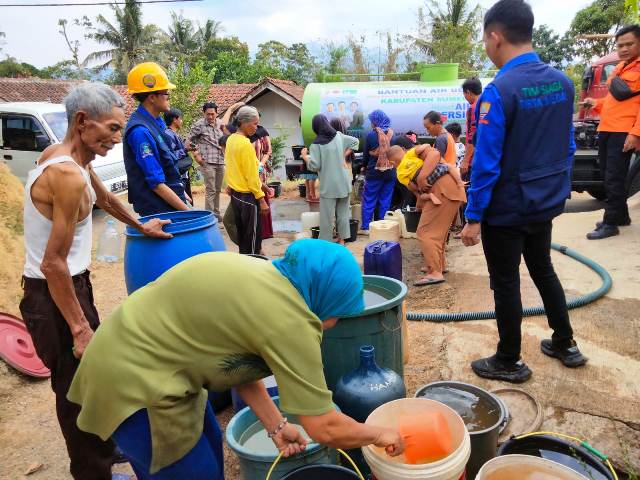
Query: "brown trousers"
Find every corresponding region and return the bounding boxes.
[19,271,114,480]
[417,197,462,274]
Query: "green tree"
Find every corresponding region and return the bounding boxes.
[194,19,224,47]
[569,0,626,60]
[84,0,167,83]
[165,11,196,63]
[255,40,319,84]
[413,0,484,72]
[0,57,41,77]
[197,36,249,65]
[168,60,215,132]
[532,25,574,67]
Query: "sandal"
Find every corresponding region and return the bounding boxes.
[413,277,445,286]
[420,267,448,274]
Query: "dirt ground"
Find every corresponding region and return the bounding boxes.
[1,184,638,479]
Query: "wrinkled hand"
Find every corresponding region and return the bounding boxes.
[141,218,172,239]
[623,134,640,152]
[259,198,270,215]
[461,222,481,247]
[581,97,596,109]
[72,326,93,359]
[272,423,308,458]
[374,427,405,457]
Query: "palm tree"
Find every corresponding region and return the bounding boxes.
[166,11,196,61]
[84,0,167,81]
[194,19,224,50]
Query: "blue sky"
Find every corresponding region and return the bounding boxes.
[0,0,594,68]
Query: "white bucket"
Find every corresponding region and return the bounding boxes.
[300,211,320,232]
[369,220,401,242]
[363,398,471,480]
[475,454,589,479]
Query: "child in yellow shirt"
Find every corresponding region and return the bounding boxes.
[388,144,444,206]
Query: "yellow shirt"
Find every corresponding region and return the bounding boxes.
[224,133,264,199]
[396,148,423,186]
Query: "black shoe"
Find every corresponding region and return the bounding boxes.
[471,354,532,383]
[541,339,588,368]
[596,219,631,228]
[586,224,619,240]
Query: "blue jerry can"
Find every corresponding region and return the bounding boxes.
[363,240,402,282]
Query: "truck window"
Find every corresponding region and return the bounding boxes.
[42,111,68,141]
[1,115,49,152]
[600,64,617,84]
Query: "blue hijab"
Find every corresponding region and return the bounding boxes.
[273,239,365,320]
[368,109,391,130]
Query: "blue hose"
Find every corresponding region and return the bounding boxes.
[406,243,612,322]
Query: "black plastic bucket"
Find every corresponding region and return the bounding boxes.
[311,227,320,239]
[282,464,360,479]
[415,381,507,479]
[298,183,307,198]
[345,219,359,243]
[268,181,282,198]
[498,435,614,480]
[291,145,305,160]
[402,207,421,233]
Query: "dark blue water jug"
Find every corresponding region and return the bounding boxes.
[124,210,226,294]
[333,345,406,474]
[363,241,402,282]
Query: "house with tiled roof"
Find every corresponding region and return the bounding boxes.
[1,76,305,174]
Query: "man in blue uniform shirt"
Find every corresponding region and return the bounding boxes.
[123,62,189,217]
[461,0,587,383]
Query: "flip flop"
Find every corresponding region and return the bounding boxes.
[413,277,445,286]
[420,267,448,274]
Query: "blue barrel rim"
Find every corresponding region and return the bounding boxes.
[341,275,408,318]
[225,396,325,462]
[125,210,217,237]
[414,380,507,436]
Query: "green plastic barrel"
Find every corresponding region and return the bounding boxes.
[321,275,408,392]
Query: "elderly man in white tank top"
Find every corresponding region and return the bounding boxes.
[20,83,170,480]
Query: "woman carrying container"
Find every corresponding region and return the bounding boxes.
[301,114,359,244]
[361,109,396,233]
[67,240,404,479]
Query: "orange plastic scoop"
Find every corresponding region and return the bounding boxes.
[399,411,454,464]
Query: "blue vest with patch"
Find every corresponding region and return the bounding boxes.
[123,108,185,216]
[485,61,574,226]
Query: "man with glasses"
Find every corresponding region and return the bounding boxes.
[123,62,189,217]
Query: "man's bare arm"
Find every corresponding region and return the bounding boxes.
[40,166,93,357]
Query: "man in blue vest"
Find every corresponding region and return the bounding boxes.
[461,0,587,383]
[124,62,189,217]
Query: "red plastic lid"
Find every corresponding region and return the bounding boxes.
[0,312,50,378]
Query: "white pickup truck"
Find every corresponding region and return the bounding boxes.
[0,102,128,194]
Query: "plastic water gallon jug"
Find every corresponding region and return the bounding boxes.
[301,212,320,232]
[369,220,401,242]
[384,210,417,239]
[97,218,120,263]
[364,241,402,282]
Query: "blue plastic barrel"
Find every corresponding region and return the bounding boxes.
[124,210,226,294]
[363,241,402,282]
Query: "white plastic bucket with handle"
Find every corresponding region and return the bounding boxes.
[475,454,589,479]
[362,398,471,480]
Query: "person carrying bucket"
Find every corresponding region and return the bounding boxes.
[461,0,587,382]
[123,62,191,217]
[67,240,404,479]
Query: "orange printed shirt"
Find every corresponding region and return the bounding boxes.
[595,58,640,136]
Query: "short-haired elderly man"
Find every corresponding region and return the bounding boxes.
[19,82,170,479]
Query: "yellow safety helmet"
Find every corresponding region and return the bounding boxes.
[127,62,176,94]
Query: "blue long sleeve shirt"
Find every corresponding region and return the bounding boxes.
[126,106,169,190]
[465,53,577,222]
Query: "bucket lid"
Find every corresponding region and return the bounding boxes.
[0,312,50,378]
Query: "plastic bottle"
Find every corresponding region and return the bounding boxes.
[96,218,121,263]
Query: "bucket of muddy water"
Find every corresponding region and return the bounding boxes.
[227,396,335,480]
[415,381,506,479]
[363,398,471,480]
[476,454,589,479]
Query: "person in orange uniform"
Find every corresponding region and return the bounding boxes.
[423,111,459,169]
[583,24,640,239]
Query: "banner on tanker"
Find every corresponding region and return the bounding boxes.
[315,83,469,142]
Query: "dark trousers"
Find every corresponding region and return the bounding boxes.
[182,174,192,204]
[19,271,114,480]
[599,132,632,225]
[230,190,262,254]
[112,404,224,480]
[481,221,574,363]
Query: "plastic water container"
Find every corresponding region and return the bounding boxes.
[369,220,401,242]
[301,212,321,232]
[475,455,589,480]
[362,398,471,480]
[96,218,120,263]
[364,241,402,282]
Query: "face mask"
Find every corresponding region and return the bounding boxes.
[609,76,640,101]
